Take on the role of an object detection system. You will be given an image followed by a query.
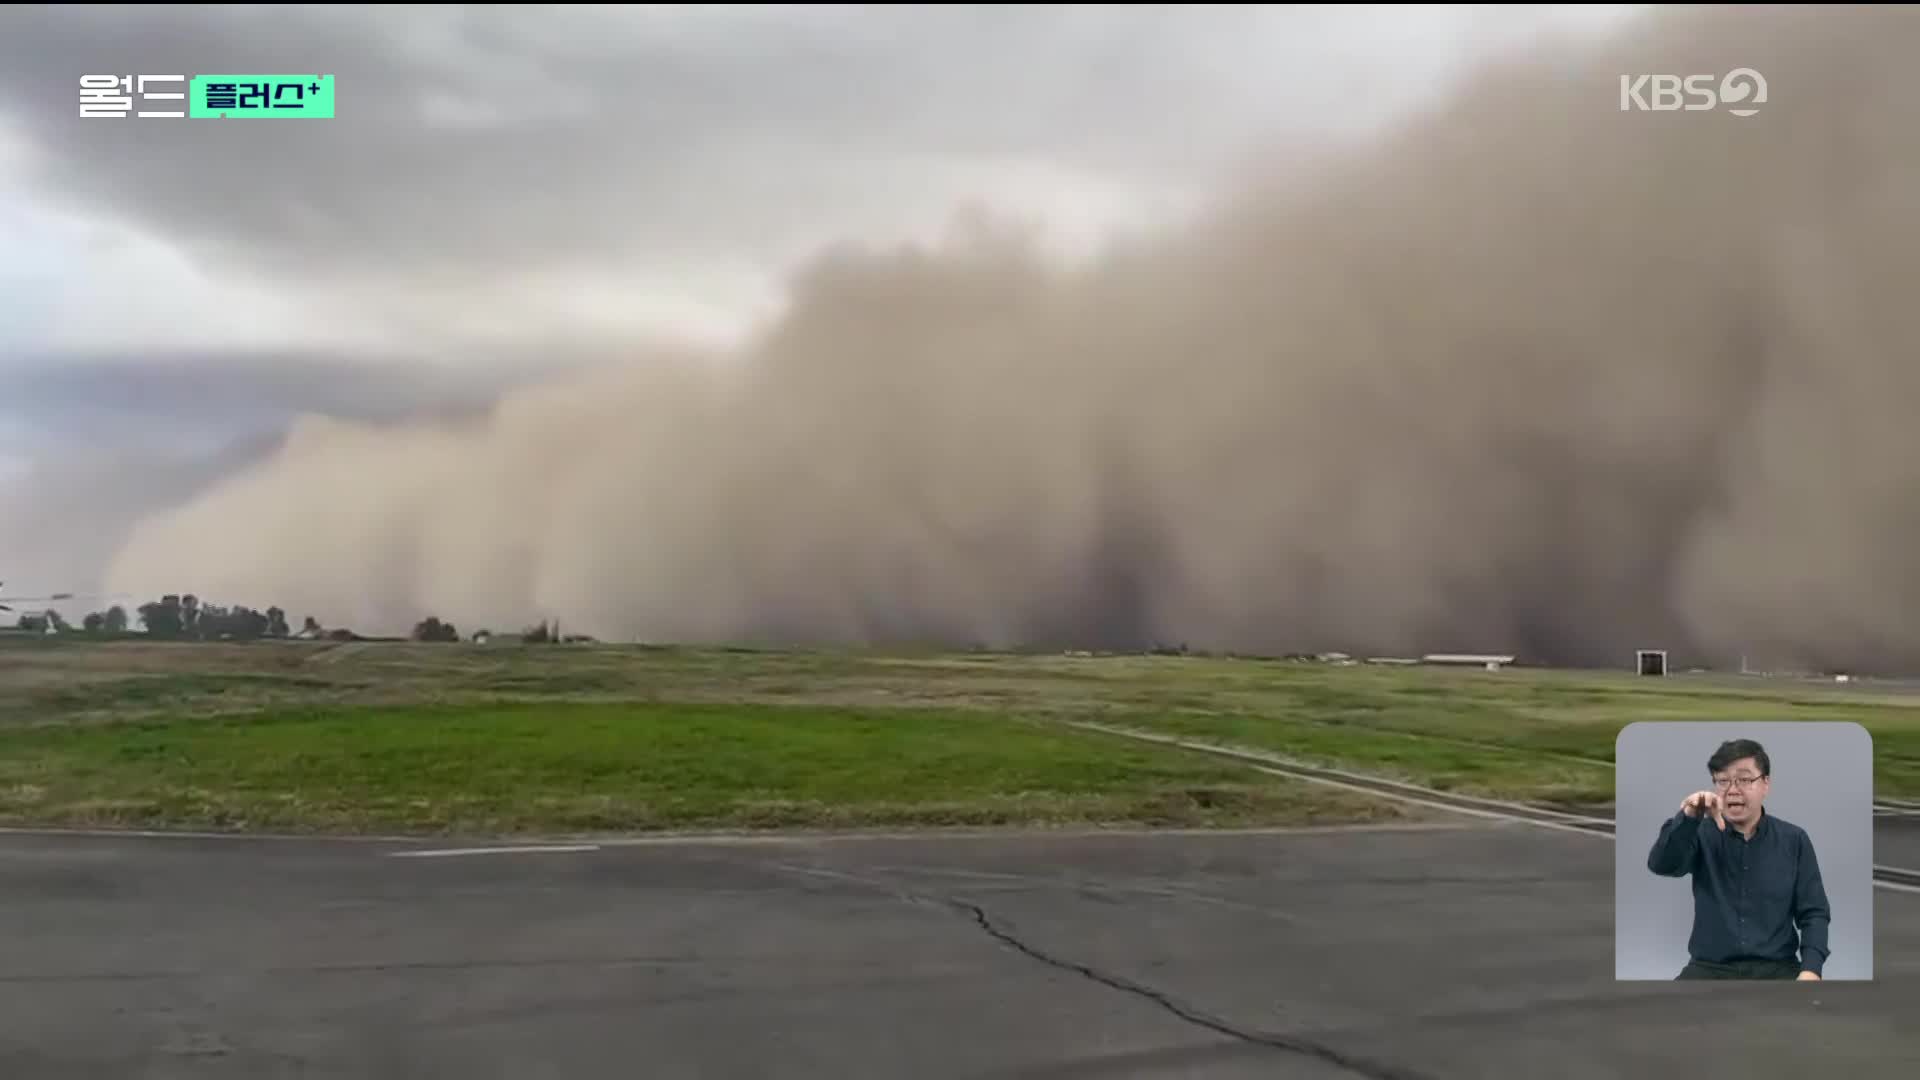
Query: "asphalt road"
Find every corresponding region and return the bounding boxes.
[1877,815,1920,870]
[3,821,1917,1080]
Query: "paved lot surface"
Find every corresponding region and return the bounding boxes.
[1875,816,1920,869]
[2,821,1917,1080]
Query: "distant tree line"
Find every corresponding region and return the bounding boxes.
[82,607,129,634]
[518,620,595,644]
[13,593,330,641]
[414,618,593,644]
[411,616,460,643]
[16,606,124,635]
[130,594,291,640]
[14,592,593,646]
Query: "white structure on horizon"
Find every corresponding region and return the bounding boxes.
[1422,653,1515,671]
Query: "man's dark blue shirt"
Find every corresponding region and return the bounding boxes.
[1647,807,1832,975]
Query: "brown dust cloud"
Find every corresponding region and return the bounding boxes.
[101,6,1920,672]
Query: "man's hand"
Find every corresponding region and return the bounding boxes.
[1798,971,1821,981]
[1681,790,1726,831]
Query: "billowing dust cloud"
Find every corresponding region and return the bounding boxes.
[103,7,1920,670]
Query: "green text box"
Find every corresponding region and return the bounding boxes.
[191,75,333,118]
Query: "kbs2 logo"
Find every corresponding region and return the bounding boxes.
[1618,68,1767,117]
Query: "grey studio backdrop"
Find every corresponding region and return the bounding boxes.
[1614,721,1874,981]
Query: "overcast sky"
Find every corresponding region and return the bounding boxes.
[0,4,1645,602]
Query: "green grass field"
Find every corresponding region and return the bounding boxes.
[0,701,1404,833]
[2,636,1916,835]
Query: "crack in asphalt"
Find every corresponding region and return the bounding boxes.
[954,900,1435,1080]
[767,860,1433,1080]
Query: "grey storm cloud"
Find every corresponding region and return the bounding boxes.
[0,349,601,601]
[0,434,285,604]
[0,5,1584,287]
[2,350,597,439]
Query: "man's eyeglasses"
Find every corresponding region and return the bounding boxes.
[1713,774,1766,792]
